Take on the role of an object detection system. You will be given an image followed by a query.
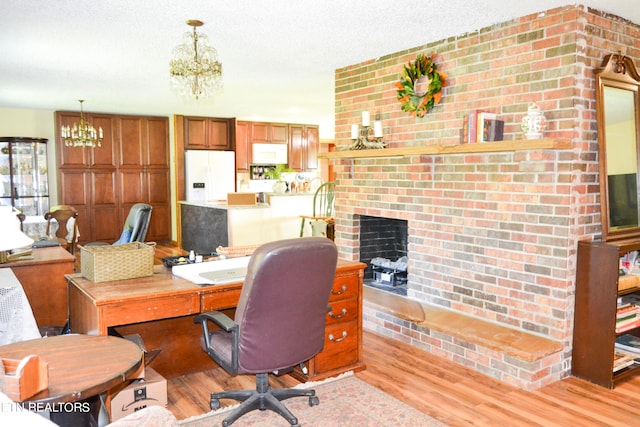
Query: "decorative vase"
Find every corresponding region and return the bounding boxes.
[521,102,546,140]
[272,180,287,194]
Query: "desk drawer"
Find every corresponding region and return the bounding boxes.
[103,294,199,326]
[201,288,242,312]
[326,298,358,326]
[315,320,358,373]
[329,274,358,301]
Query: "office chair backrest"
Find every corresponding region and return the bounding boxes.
[123,203,152,243]
[234,237,338,373]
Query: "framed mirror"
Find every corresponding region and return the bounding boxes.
[596,53,640,242]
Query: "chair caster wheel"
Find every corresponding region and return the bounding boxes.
[309,395,320,406]
[210,397,221,410]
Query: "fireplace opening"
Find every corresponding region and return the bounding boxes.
[358,215,408,296]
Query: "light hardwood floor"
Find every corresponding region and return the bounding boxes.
[166,330,640,426]
[155,245,640,426]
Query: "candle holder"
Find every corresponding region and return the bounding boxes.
[345,122,386,150]
[344,111,386,150]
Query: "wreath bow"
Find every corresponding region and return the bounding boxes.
[395,53,447,117]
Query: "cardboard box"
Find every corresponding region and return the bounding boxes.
[110,367,167,421]
[227,192,257,206]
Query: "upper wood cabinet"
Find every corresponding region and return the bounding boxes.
[56,112,117,169]
[117,116,170,168]
[233,121,319,172]
[181,115,235,150]
[55,111,171,243]
[235,121,251,171]
[251,122,288,144]
[288,124,319,171]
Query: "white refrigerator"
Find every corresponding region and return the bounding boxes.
[185,150,236,202]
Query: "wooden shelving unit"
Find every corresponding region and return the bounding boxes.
[573,239,640,388]
[318,138,571,160]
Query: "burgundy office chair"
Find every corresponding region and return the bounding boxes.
[194,237,338,426]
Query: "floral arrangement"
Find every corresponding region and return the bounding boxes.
[395,53,447,117]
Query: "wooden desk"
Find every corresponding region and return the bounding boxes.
[3,246,75,328]
[67,260,366,380]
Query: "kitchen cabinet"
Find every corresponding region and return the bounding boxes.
[180,115,235,150]
[250,122,288,144]
[116,116,171,242]
[288,124,319,171]
[0,137,49,216]
[56,112,171,243]
[234,121,319,173]
[235,121,251,171]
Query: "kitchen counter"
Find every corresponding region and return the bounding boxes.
[180,200,271,210]
[180,195,315,253]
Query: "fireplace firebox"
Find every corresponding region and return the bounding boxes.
[358,215,408,295]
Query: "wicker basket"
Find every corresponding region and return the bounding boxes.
[81,242,156,283]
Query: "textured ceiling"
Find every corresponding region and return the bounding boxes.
[1,1,638,137]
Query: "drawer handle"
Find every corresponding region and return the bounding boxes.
[328,331,347,342]
[331,285,348,295]
[328,307,347,319]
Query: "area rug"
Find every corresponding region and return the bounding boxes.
[179,372,446,426]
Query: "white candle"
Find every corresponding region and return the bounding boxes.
[351,124,359,139]
[373,121,383,138]
[362,111,370,127]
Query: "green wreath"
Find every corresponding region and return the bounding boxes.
[395,53,447,118]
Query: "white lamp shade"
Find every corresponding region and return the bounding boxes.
[0,207,33,251]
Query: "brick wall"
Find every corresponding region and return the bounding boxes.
[333,5,640,388]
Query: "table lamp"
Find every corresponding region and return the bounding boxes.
[0,206,34,263]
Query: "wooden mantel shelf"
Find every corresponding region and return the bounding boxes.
[318,138,571,160]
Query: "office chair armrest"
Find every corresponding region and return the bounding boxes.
[194,311,240,374]
[195,311,237,332]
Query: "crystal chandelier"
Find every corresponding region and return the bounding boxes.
[169,20,223,100]
[60,100,103,148]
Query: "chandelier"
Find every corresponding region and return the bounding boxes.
[60,100,103,148]
[169,19,223,100]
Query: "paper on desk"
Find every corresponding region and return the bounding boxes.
[172,256,250,284]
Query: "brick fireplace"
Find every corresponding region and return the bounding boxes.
[328,6,637,389]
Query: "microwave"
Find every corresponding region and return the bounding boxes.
[252,143,288,165]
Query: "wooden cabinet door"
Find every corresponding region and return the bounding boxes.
[235,121,250,171]
[306,125,319,170]
[146,118,170,167]
[271,123,288,144]
[87,114,117,168]
[206,119,231,150]
[145,169,171,241]
[118,116,144,168]
[288,125,304,171]
[185,117,208,149]
[251,122,270,143]
[91,170,119,242]
[119,169,145,205]
[56,112,89,167]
